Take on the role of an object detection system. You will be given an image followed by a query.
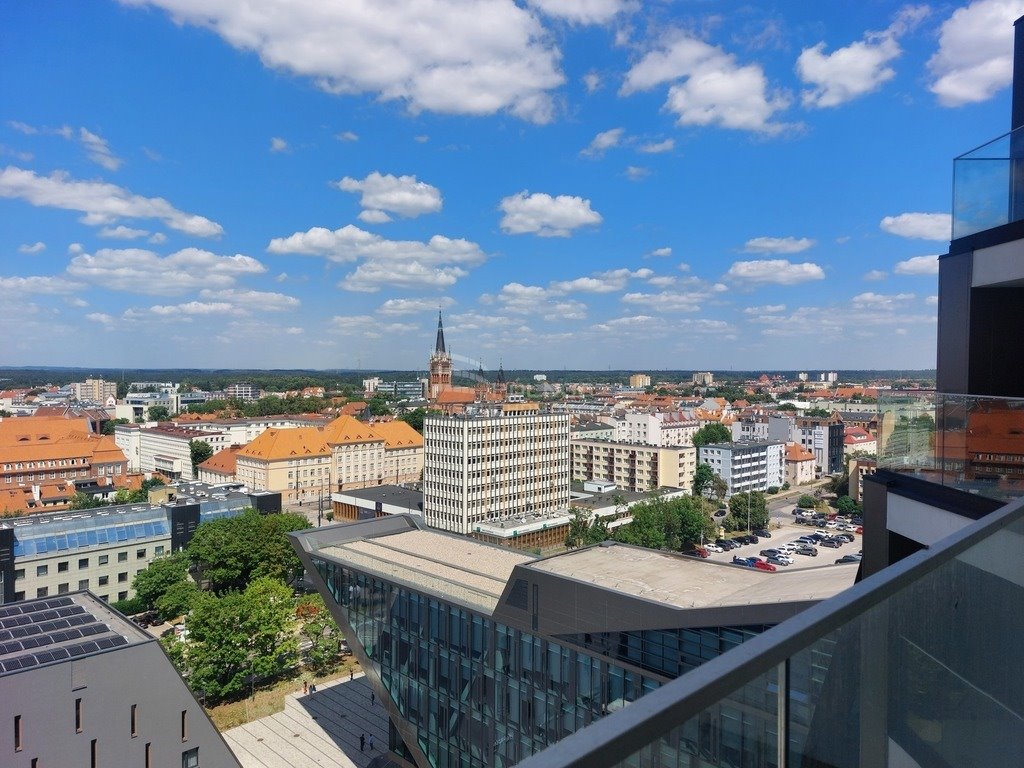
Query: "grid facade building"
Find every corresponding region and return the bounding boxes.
[423,413,570,534]
[570,439,696,493]
[698,441,785,497]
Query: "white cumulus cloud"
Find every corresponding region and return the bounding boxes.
[894,254,940,275]
[880,212,951,240]
[797,5,929,108]
[270,137,290,153]
[581,127,625,157]
[743,236,815,254]
[527,0,635,24]
[335,131,359,142]
[336,172,442,219]
[0,166,223,237]
[18,241,45,254]
[67,247,265,295]
[498,191,602,237]
[864,269,888,281]
[99,225,150,240]
[725,259,826,285]
[621,30,790,133]
[0,275,81,295]
[378,297,456,315]
[121,0,564,123]
[929,0,1022,106]
[638,138,674,154]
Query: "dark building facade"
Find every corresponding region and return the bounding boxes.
[291,516,855,768]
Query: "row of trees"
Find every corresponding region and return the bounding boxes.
[69,477,167,510]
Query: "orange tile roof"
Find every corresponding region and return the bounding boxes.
[199,445,242,475]
[785,443,816,462]
[434,388,477,404]
[237,427,332,462]
[340,401,367,416]
[323,415,385,445]
[0,487,30,514]
[372,420,424,449]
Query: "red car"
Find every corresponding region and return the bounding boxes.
[855,526,864,534]
[753,560,777,572]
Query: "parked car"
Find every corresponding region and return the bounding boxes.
[714,508,727,517]
[760,548,781,558]
[732,556,756,567]
[855,526,864,535]
[852,516,863,525]
[793,545,818,556]
[704,543,723,553]
[834,533,855,543]
[819,539,841,548]
[684,547,710,558]
[765,556,790,567]
[716,538,737,550]
[835,555,861,564]
[753,560,777,572]
[753,528,771,538]
[824,521,838,529]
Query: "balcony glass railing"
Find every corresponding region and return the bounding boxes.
[878,391,1024,501]
[517,490,1024,768]
[952,127,1024,239]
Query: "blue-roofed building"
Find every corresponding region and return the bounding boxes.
[0,481,280,605]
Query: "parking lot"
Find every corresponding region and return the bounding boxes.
[703,518,862,571]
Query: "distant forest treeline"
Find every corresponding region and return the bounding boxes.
[0,366,936,392]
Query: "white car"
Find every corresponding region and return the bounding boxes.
[775,554,795,565]
[825,521,838,529]
[704,544,723,553]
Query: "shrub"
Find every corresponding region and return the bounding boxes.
[111,597,146,616]
[797,495,817,509]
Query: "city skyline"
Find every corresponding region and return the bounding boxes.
[1,1,1018,370]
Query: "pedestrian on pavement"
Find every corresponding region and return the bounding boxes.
[350,669,354,682]
[369,735,375,751]
[303,680,308,695]
[370,691,375,705]
[310,683,316,696]
[360,734,365,752]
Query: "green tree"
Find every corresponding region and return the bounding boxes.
[399,407,427,433]
[186,510,311,593]
[711,474,729,500]
[132,551,189,610]
[189,439,214,473]
[797,494,817,509]
[297,594,344,674]
[367,395,391,417]
[564,508,610,549]
[692,422,732,447]
[69,492,104,510]
[147,405,171,422]
[693,463,716,498]
[102,417,130,435]
[727,492,769,531]
[805,407,832,418]
[836,495,858,515]
[167,577,297,702]
[155,579,201,622]
[613,496,713,551]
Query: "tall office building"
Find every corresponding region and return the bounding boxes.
[422,411,570,534]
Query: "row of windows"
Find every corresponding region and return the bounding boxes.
[22,547,154,578]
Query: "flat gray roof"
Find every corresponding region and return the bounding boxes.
[0,592,150,676]
[321,529,533,612]
[337,485,423,511]
[527,544,858,610]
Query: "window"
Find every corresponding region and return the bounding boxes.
[36,565,48,577]
[14,714,22,752]
[118,552,128,563]
[91,738,97,768]
[98,575,109,586]
[58,584,69,595]
[98,555,108,565]
[36,587,48,598]
[118,572,128,583]
[145,743,152,768]
[79,557,89,569]
[136,549,146,560]
[76,698,83,732]
[78,579,89,591]
[14,568,23,580]
[131,704,137,738]
[180,710,188,742]
[118,591,128,601]
[181,747,199,768]
[154,546,165,556]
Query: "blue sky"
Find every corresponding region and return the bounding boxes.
[1,0,1020,373]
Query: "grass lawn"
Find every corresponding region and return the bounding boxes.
[208,657,361,731]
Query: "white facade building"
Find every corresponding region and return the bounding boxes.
[115,424,229,481]
[571,439,696,494]
[614,412,700,447]
[698,441,785,497]
[423,412,570,534]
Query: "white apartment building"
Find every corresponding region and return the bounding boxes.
[698,441,785,497]
[629,373,651,388]
[731,413,793,443]
[614,412,700,447]
[115,424,230,481]
[692,372,714,386]
[423,412,570,534]
[571,438,696,494]
[180,415,330,446]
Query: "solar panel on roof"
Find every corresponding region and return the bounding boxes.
[81,624,106,637]
[9,626,31,639]
[20,636,45,649]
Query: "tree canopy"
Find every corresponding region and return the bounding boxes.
[132,551,189,610]
[692,463,716,498]
[613,496,715,551]
[296,594,345,674]
[692,422,732,447]
[399,407,428,433]
[564,508,610,549]
[147,405,171,422]
[186,509,311,593]
[725,492,769,532]
[189,439,214,473]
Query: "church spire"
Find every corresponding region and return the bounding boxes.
[434,310,447,354]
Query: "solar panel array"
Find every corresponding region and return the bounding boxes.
[0,596,130,674]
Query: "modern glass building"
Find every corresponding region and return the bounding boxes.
[290,517,856,768]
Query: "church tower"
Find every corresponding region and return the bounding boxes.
[429,311,453,400]
[495,361,508,400]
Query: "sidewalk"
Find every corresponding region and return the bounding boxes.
[223,673,395,768]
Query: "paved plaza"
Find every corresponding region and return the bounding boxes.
[224,674,397,768]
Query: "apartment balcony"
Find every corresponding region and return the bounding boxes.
[952,126,1024,239]
[519,492,1024,768]
[878,391,1024,502]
